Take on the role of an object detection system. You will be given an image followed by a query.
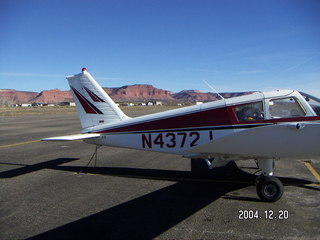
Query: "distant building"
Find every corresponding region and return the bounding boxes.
[120,103,134,107]
[14,103,32,107]
[32,102,48,107]
[60,102,76,106]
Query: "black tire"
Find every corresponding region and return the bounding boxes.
[257,176,284,202]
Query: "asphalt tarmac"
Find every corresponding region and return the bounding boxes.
[1,112,320,239]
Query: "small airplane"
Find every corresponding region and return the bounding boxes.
[43,68,320,202]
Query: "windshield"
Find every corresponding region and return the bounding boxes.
[269,97,306,118]
[299,92,320,116]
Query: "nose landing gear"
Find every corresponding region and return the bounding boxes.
[256,176,284,202]
[256,159,284,202]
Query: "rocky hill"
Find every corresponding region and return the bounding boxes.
[103,84,175,101]
[0,89,39,106]
[29,89,73,103]
[173,90,218,101]
[0,85,251,105]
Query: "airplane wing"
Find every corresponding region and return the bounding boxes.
[42,133,100,141]
[187,122,320,159]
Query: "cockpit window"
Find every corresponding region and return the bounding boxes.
[269,98,306,119]
[233,102,264,121]
[300,92,320,116]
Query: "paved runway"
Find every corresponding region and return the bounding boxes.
[1,112,320,239]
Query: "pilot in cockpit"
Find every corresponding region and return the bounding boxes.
[234,102,264,121]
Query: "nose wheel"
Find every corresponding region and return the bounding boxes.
[256,176,284,202]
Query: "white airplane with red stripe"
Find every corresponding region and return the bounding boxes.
[43,68,320,202]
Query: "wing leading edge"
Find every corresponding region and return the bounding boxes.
[42,133,100,141]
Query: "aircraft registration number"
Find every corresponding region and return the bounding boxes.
[141,131,213,149]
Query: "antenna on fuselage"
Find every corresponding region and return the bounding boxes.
[203,80,225,100]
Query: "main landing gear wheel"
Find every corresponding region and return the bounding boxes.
[256,176,284,202]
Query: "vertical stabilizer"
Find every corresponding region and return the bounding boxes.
[67,68,129,131]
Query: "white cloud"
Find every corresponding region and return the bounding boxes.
[283,51,320,72]
[237,70,266,75]
[0,72,65,78]
[96,77,123,81]
[185,68,219,73]
[302,72,320,79]
[0,72,123,82]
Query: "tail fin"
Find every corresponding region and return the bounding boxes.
[67,68,129,131]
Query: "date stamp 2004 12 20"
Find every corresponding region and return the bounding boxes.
[238,209,289,220]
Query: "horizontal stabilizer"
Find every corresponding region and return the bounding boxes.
[42,133,100,141]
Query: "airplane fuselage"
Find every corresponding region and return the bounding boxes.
[85,90,320,160]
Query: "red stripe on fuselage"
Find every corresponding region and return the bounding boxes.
[95,105,320,134]
[97,107,236,133]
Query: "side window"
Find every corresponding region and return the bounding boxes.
[269,98,306,119]
[233,102,264,121]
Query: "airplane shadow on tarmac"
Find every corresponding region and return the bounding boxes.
[37,184,236,240]
[24,161,317,240]
[0,158,79,178]
[0,159,317,240]
[25,162,251,240]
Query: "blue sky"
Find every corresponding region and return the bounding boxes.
[1,0,320,97]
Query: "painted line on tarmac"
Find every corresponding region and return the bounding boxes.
[0,140,40,148]
[305,183,320,187]
[304,161,320,183]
